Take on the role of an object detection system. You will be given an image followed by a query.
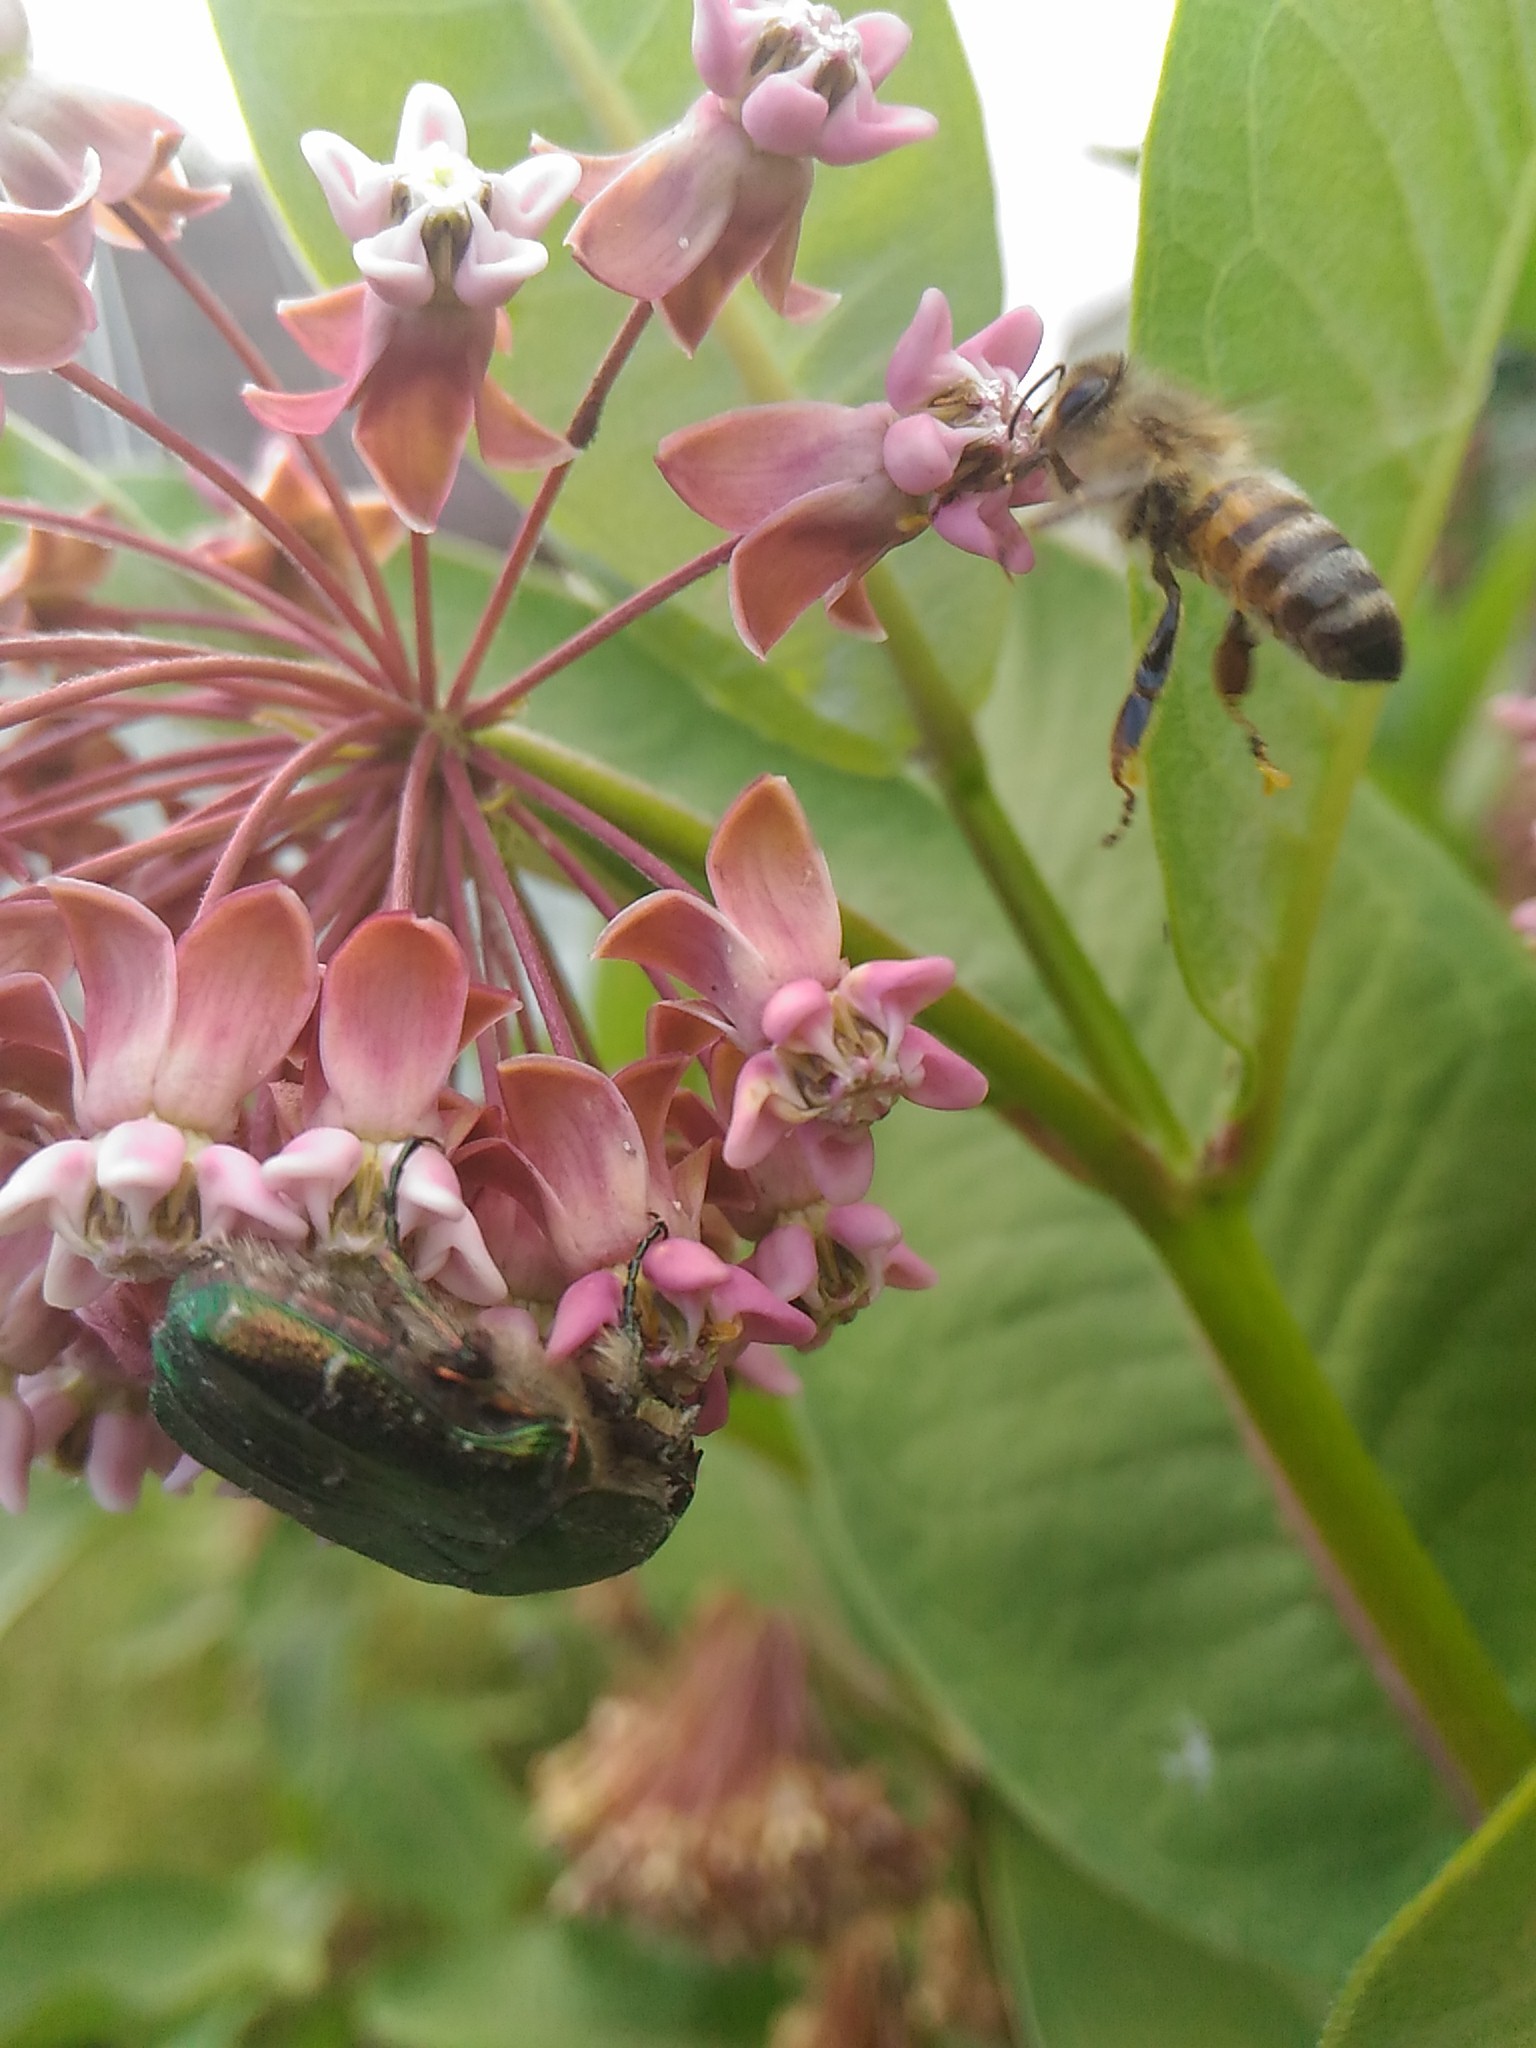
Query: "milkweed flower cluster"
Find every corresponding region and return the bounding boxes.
[0,0,1014,1569]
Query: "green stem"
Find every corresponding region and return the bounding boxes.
[867,565,1190,1164]
[1147,1196,1536,1817]
[481,722,1174,1217]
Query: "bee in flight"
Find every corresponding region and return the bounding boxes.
[1018,355,1404,840]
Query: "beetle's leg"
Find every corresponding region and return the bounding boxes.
[385,1135,445,1256]
[1213,609,1290,794]
[622,1218,669,1334]
[1105,552,1181,847]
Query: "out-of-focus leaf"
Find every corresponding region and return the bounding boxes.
[358,1921,785,2048]
[1320,1762,1536,2047]
[0,1862,334,2047]
[208,0,1006,760]
[981,1799,1321,2048]
[1134,0,1536,1051]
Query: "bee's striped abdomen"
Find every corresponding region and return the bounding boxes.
[1182,474,1403,683]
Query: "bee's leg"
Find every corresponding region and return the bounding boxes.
[1212,610,1290,793]
[1105,555,1181,846]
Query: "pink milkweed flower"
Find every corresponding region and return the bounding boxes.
[245,83,580,532]
[594,776,986,1189]
[495,1055,813,1402]
[0,882,320,1306]
[656,286,1046,653]
[262,913,511,1306]
[543,0,935,353]
[0,143,98,375]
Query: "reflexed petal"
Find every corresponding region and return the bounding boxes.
[0,897,71,982]
[595,892,777,1037]
[0,232,94,370]
[894,1026,988,1109]
[731,1342,803,1396]
[320,914,469,1136]
[95,1116,186,1235]
[565,105,742,305]
[475,377,573,472]
[243,378,353,439]
[195,1144,308,1243]
[708,778,843,989]
[47,881,175,1130]
[547,1268,625,1362]
[694,1363,730,1435]
[658,400,890,530]
[740,72,830,156]
[729,473,917,655]
[0,1396,34,1515]
[301,128,394,239]
[273,282,368,376]
[86,1408,155,1511]
[155,883,318,1135]
[352,301,496,530]
[497,1056,650,1274]
[655,145,812,353]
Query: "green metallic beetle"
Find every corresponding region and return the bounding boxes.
[148,1223,701,1595]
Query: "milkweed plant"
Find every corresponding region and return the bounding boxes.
[2,0,1535,2041]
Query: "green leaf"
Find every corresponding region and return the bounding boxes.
[357,1922,784,2048]
[0,1862,335,2045]
[207,0,1004,760]
[1133,0,1536,1051]
[1321,1763,1536,2048]
[981,1799,1321,2048]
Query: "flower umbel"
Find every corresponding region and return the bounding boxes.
[544,0,935,352]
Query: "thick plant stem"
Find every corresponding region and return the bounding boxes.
[866,567,1189,1165]
[1147,1196,1536,1818]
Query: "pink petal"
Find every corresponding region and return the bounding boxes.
[300,128,394,239]
[729,473,917,654]
[0,1139,99,1240]
[195,1144,309,1243]
[243,380,353,439]
[547,1268,625,1362]
[658,399,892,531]
[0,899,72,983]
[85,1408,154,1512]
[706,778,843,991]
[654,145,813,353]
[274,283,368,376]
[841,956,955,1028]
[396,81,467,157]
[95,1116,187,1235]
[453,205,549,308]
[896,1026,989,1109]
[0,234,95,370]
[496,1056,649,1274]
[155,884,318,1135]
[932,491,1034,573]
[0,1396,34,1514]
[825,578,883,638]
[595,893,778,1039]
[706,1262,818,1346]
[722,1049,798,1168]
[691,0,763,95]
[884,1243,937,1289]
[731,1342,803,1396]
[352,301,496,530]
[760,977,839,1058]
[412,1216,508,1306]
[261,1126,364,1235]
[644,1234,733,1298]
[565,102,743,304]
[320,914,468,1136]
[799,1124,875,1202]
[43,1236,109,1309]
[694,1363,731,1435]
[46,881,175,1131]
[824,1200,900,1257]
[475,377,573,472]
[740,73,830,156]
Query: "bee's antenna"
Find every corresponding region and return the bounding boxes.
[1017,361,1065,417]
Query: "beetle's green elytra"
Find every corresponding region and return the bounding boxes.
[149,1242,698,1595]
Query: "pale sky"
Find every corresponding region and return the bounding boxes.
[25,0,1177,365]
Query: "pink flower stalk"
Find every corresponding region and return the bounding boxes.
[0,0,226,374]
[595,776,986,1189]
[543,0,934,353]
[656,286,1046,652]
[245,83,579,530]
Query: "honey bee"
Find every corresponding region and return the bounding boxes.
[1022,355,1404,839]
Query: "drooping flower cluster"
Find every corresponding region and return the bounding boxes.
[0,11,996,1563]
